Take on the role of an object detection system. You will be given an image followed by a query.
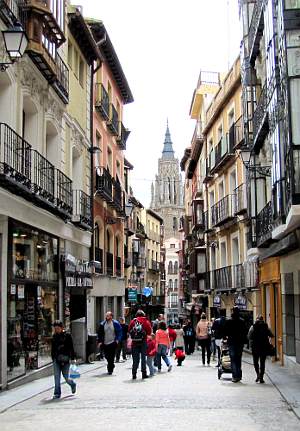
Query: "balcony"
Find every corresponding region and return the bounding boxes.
[256,201,273,247]
[94,247,103,274]
[203,156,214,183]
[0,123,73,220]
[248,0,265,63]
[106,252,114,276]
[116,122,130,150]
[252,83,269,149]
[210,262,258,292]
[283,0,300,30]
[116,256,122,277]
[232,116,245,149]
[72,190,92,230]
[107,104,119,136]
[136,256,146,268]
[136,222,147,239]
[95,83,109,121]
[211,194,235,227]
[95,166,113,202]
[111,179,124,215]
[211,134,235,174]
[233,183,247,215]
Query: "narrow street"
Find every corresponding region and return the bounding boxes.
[0,353,298,431]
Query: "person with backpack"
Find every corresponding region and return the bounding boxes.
[183,320,196,355]
[128,309,152,379]
[97,311,122,375]
[196,313,212,366]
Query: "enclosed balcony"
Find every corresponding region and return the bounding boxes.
[107,104,119,136]
[95,83,109,121]
[233,183,247,215]
[116,122,130,150]
[95,166,113,202]
[106,252,114,276]
[256,201,273,247]
[252,83,269,149]
[211,134,235,174]
[248,0,265,63]
[211,194,235,227]
[94,247,103,274]
[72,189,92,230]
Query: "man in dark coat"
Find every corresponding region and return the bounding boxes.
[183,320,196,355]
[129,310,152,379]
[51,320,76,399]
[224,306,247,382]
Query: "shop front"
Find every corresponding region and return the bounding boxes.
[7,219,59,381]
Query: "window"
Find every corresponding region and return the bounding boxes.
[94,223,100,248]
[228,109,235,127]
[174,261,178,274]
[79,58,85,87]
[68,41,72,68]
[170,243,175,248]
[168,261,173,274]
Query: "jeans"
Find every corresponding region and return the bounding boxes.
[147,356,156,376]
[103,342,117,373]
[157,344,170,369]
[198,338,211,365]
[116,340,127,361]
[252,352,267,379]
[229,344,244,380]
[53,360,75,397]
[132,341,147,375]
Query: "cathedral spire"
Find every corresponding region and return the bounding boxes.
[162,120,175,159]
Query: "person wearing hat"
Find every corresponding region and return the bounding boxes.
[224,306,248,383]
[51,320,76,399]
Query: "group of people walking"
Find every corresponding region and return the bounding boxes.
[50,307,274,398]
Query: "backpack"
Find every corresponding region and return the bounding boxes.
[130,318,146,343]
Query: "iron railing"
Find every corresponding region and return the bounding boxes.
[117,122,130,150]
[248,0,265,61]
[95,83,109,120]
[55,52,69,102]
[253,82,268,146]
[113,179,123,211]
[95,166,113,202]
[31,149,55,203]
[256,201,272,246]
[56,169,73,217]
[107,104,119,135]
[94,247,103,274]
[213,134,234,171]
[72,189,92,228]
[234,183,247,214]
[210,262,258,291]
[211,194,235,227]
[116,256,122,277]
[233,116,245,148]
[0,123,31,189]
[106,252,114,276]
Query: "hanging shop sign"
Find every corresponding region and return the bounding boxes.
[234,293,247,310]
[128,288,138,302]
[62,254,93,288]
[213,295,221,308]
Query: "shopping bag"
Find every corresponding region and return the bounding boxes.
[69,363,80,379]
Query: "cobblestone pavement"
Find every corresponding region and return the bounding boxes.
[0,353,299,431]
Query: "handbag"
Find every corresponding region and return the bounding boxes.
[267,342,276,357]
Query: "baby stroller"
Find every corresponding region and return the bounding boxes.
[218,339,232,380]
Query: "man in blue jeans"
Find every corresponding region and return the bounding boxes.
[224,307,247,382]
[51,320,76,399]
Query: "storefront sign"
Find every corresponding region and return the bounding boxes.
[128,288,138,302]
[234,294,247,310]
[62,254,93,288]
[213,295,221,308]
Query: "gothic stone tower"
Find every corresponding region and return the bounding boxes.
[150,123,184,240]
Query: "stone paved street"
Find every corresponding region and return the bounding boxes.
[0,353,299,431]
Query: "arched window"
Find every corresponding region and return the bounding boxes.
[174,279,178,290]
[174,261,178,274]
[168,279,173,290]
[168,261,173,274]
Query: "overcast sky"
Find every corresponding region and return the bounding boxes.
[74,0,241,206]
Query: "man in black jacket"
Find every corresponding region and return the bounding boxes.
[51,320,76,399]
[224,307,247,382]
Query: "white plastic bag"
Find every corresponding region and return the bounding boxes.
[69,363,80,379]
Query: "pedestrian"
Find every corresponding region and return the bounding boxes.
[174,323,185,352]
[210,318,216,361]
[196,313,211,366]
[146,333,157,377]
[115,317,128,363]
[248,315,274,383]
[174,348,186,366]
[152,313,165,333]
[97,311,122,375]
[155,321,172,372]
[51,320,76,399]
[167,323,177,356]
[224,306,248,382]
[212,312,227,366]
[183,319,196,355]
[128,309,152,379]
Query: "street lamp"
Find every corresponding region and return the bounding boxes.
[1,23,28,71]
[124,200,134,218]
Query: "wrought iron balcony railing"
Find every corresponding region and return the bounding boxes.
[233,183,247,215]
[107,104,119,136]
[233,116,245,149]
[248,0,265,61]
[55,169,73,218]
[116,256,122,277]
[94,247,103,274]
[211,194,235,227]
[72,189,92,229]
[116,122,130,150]
[95,166,113,202]
[53,52,69,102]
[209,262,258,292]
[95,83,110,120]
[112,179,123,213]
[31,149,55,204]
[106,252,114,276]
[253,82,268,147]
[256,201,273,247]
[212,134,235,172]
[0,123,31,191]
